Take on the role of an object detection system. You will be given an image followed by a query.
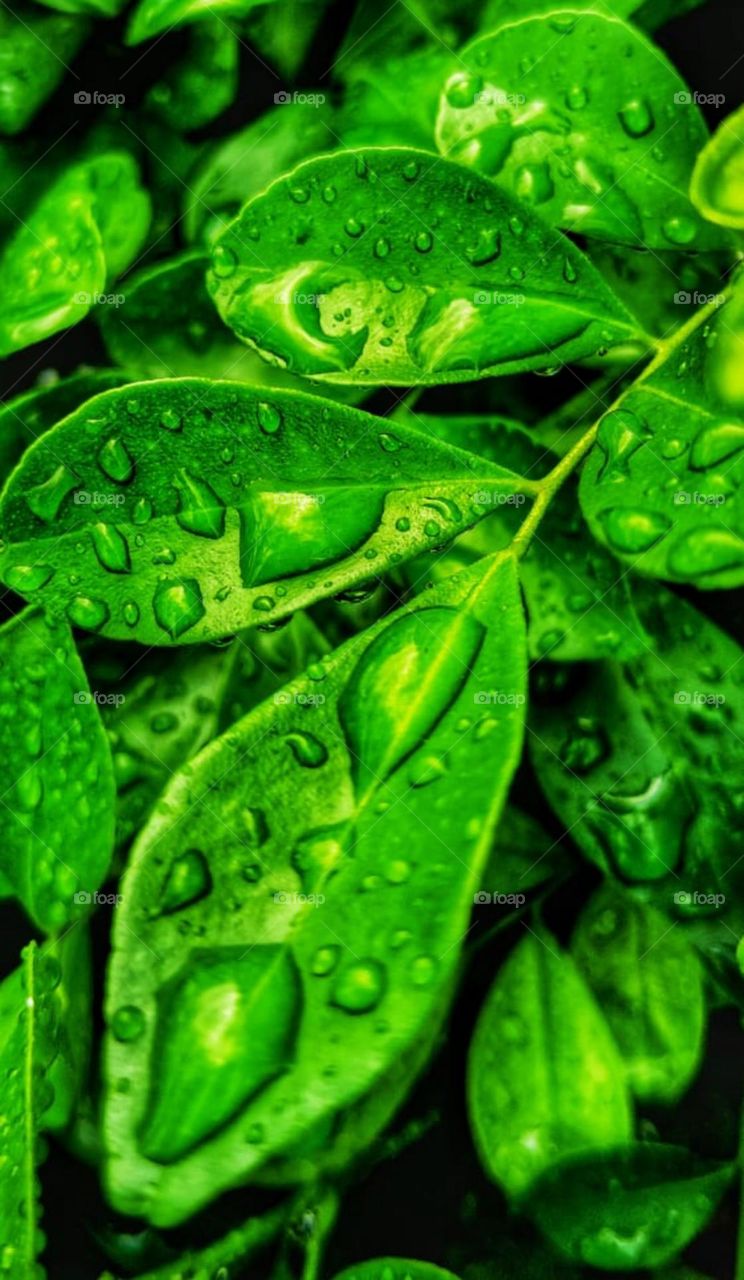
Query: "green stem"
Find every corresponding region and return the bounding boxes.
[511,421,599,559]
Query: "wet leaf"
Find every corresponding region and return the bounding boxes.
[523,1144,734,1269]
[0,5,89,135]
[101,553,526,1224]
[467,930,632,1199]
[0,608,115,931]
[436,11,721,250]
[144,21,239,132]
[579,287,744,589]
[207,146,641,386]
[125,0,273,44]
[572,884,705,1103]
[0,378,525,645]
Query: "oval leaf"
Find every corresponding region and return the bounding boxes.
[579,289,744,589]
[435,11,721,250]
[0,608,115,931]
[207,146,639,386]
[102,553,526,1224]
[467,930,632,1199]
[0,379,525,644]
[572,884,705,1103]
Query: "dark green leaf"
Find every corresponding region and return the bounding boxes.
[0,5,89,135]
[0,378,526,644]
[102,553,526,1224]
[572,884,705,1102]
[0,370,126,487]
[467,930,632,1198]
[523,1144,734,1269]
[144,21,239,132]
[125,0,273,43]
[207,146,641,386]
[331,1263,462,1280]
[435,12,721,250]
[0,608,115,931]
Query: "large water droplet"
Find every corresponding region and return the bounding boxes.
[98,437,135,484]
[598,507,671,554]
[161,849,212,914]
[331,959,386,1013]
[25,466,78,523]
[91,522,131,573]
[174,470,226,539]
[153,578,206,639]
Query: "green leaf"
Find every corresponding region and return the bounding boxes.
[125,0,273,45]
[207,146,641,386]
[579,290,744,589]
[530,581,744,894]
[330,1263,462,1280]
[100,253,263,379]
[102,553,526,1224]
[0,370,126,488]
[0,608,115,931]
[523,1144,734,1269]
[435,12,721,250]
[0,5,89,135]
[479,803,569,897]
[184,101,335,246]
[102,613,329,848]
[0,152,150,357]
[337,46,451,150]
[144,21,239,132]
[480,0,706,31]
[691,104,744,230]
[0,943,60,1278]
[467,930,632,1199]
[0,378,526,645]
[572,884,705,1103]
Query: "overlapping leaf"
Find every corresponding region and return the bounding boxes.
[207,146,641,385]
[102,553,526,1224]
[0,379,527,644]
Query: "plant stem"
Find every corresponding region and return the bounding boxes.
[511,420,599,559]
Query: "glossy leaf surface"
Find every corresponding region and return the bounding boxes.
[435,12,720,250]
[0,379,524,644]
[467,931,632,1198]
[0,608,115,931]
[207,146,640,385]
[102,553,526,1224]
